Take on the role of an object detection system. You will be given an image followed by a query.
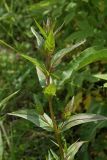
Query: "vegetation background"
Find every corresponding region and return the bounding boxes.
[0,0,107,159]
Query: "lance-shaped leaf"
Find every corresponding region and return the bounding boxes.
[21,54,49,76]
[8,109,53,132]
[34,19,47,39]
[47,149,59,160]
[60,113,107,132]
[65,141,85,160]
[0,91,19,110]
[36,67,46,88]
[0,129,3,160]
[0,40,17,52]
[51,40,86,68]
[93,74,107,81]
[54,22,65,36]
[31,27,44,49]
[63,47,107,82]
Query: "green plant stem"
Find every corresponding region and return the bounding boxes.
[48,96,64,160]
[46,53,64,159]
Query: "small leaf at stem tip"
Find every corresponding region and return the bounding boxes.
[44,84,56,97]
[31,27,44,49]
[34,19,47,39]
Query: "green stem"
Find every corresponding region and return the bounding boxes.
[46,54,64,159]
[48,97,64,160]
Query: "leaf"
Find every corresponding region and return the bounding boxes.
[21,54,49,76]
[31,27,44,49]
[54,22,65,35]
[0,40,17,52]
[34,19,47,39]
[8,109,53,132]
[66,141,85,160]
[50,149,59,160]
[44,30,55,54]
[63,47,107,82]
[60,113,107,132]
[36,67,46,88]
[51,40,86,68]
[47,149,59,160]
[0,91,19,110]
[65,141,85,160]
[44,84,56,96]
[29,0,56,13]
[0,129,3,160]
[93,74,107,81]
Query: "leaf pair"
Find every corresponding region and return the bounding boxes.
[8,109,107,133]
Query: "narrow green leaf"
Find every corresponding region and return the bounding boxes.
[47,149,59,160]
[50,149,59,160]
[44,84,56,96]
[31,27,44,49]
[36,67,46,88]
[29,0,56,11]
[8,109,53,132]
[0,91,19,110]
[0,40,17,52]
[54,22,65,36]
[21,54,49,76]
[51,40,86,68]
[60,113,107,132]
[93,74,107,81]
[63,47,107,82]
[0,129,3,160]
[47,150,53,160]
[34,19,47,38]
[44,30,55,54]
[65,141,85,160]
